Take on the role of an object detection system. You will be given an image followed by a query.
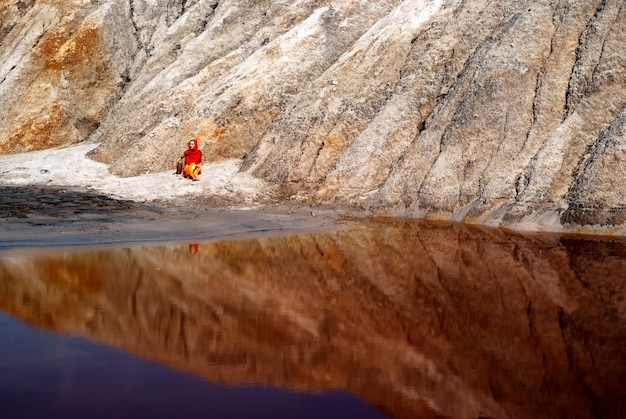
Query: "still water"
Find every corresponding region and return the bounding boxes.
[1,218,625,418]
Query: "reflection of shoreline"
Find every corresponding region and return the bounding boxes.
[1,219,625,418]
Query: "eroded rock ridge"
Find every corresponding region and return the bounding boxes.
[1,0,626,232]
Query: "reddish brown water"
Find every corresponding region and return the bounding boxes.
[1,218,625,418]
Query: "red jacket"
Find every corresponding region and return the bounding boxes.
[184,147,202,165]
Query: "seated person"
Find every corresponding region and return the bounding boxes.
[177,138,202,181]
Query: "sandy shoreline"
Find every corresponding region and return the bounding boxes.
[0,185,345,252]
[5,144,624,243]
[0,144,348,251]
[0,143,275,204]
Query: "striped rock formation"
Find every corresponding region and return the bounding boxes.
[1,0,625,232]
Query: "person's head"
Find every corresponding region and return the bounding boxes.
[188,138,198,150]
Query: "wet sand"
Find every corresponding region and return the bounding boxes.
[0,186,344,251]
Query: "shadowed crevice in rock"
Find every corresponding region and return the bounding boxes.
[562,106,626,226]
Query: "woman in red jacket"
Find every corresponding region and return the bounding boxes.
[178,138,202,181]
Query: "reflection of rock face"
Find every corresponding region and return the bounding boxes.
[2,2,626,229]
[1,220,625,418]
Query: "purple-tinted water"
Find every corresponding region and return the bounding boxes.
[1,218,625,418]
[0,312,384,419]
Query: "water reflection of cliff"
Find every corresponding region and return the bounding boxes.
[1,219,625,418]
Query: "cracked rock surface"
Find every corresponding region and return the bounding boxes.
[1,0,626,233]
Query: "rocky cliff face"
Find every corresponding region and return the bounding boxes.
[1,221,625,418]
[1,0,626,232]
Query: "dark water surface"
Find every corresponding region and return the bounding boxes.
[1,218,625,418]
[0,313,375,419]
